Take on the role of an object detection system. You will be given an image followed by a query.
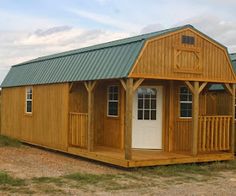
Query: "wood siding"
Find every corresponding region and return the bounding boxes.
[1,83,69,151]
[170,83,232,152]
[69,112,88,148]
[130,28,235,83]
[69,81,125,149]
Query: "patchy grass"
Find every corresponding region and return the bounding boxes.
[135,160,236,178]
[0,160,235,194]
[64,173,117,184]
[0,172,25,186]
[32,176,64,186]
[0,135,21,147]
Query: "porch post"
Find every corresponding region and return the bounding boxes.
[168,81,174,152]
[231,84,235,153]
[185,81,207,156]
[84,81,96,152]
[192,81,199,156]
[125,78,133,160]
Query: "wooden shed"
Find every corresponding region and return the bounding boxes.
[1,25,235,167]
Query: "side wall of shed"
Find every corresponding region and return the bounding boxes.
[1,83,69,151]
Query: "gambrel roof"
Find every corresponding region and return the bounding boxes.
[1,25,232,87]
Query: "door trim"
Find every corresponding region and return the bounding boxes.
[132,85,164,150]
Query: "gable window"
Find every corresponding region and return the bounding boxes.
[107,85,119,117]
[179,86,192,118]
[26,87,33,114]
[182,35,195,45]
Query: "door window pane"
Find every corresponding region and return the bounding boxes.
[137,88,157,120]
[151,110,156,120]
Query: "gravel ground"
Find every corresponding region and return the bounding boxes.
[0,145,121,179]
[0,144,235,195]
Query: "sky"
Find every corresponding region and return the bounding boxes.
[0,0,236,82]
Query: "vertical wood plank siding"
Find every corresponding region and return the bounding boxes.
[130,29,234,83]
[69,81,124,149]
[69,112,88,148]
[1,83,69,151]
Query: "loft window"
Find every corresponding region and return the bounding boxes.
[26,87,33,114]
[107,85,119,117]
[182,35,195,45]
[179,86,192,118]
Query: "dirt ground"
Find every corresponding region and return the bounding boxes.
[0,145,121,179]
[0,144,235,195]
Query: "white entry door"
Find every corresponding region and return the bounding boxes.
[132,86,163,149]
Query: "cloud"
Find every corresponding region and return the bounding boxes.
[67,9,141,32]
[0,9,59,31]
[33,26,72,37]
[0,26,131,82]
[176,14,236,52]
[140,23,165,34]
[140,14,236,52]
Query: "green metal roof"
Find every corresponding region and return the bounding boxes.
[1,24,229,88]
[231,53,236,71]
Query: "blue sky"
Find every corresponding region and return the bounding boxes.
[0,0,236,82]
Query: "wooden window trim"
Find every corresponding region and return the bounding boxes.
[107,85,119,118]
[25,86,33,115]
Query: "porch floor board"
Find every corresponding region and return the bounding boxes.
[67,146,234,168]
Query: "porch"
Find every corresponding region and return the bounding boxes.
[68,112,234,167]
[68,79,235,167]
[67,146,233,168]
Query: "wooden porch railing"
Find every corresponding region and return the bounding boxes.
[198,115,231,152]
[69,112,88,148]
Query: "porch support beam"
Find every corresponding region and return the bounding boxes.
[223,83,233,95]
[124,78,134,160]
[120,78,144,160]
[184,81,194,93]
[133,79,144,91]
[198,82,208,94]
[120,79,127,91]
[84,81,97,152]
[168,81,174,152]
[231,84,235,153]
[69,82,74,93]
[192,81,200,156]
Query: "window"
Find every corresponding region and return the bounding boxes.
[26,87,33,114]
[179,86,192,118]
[182,35,195,45]
[137,88,157,120]
[107,86,119,117]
